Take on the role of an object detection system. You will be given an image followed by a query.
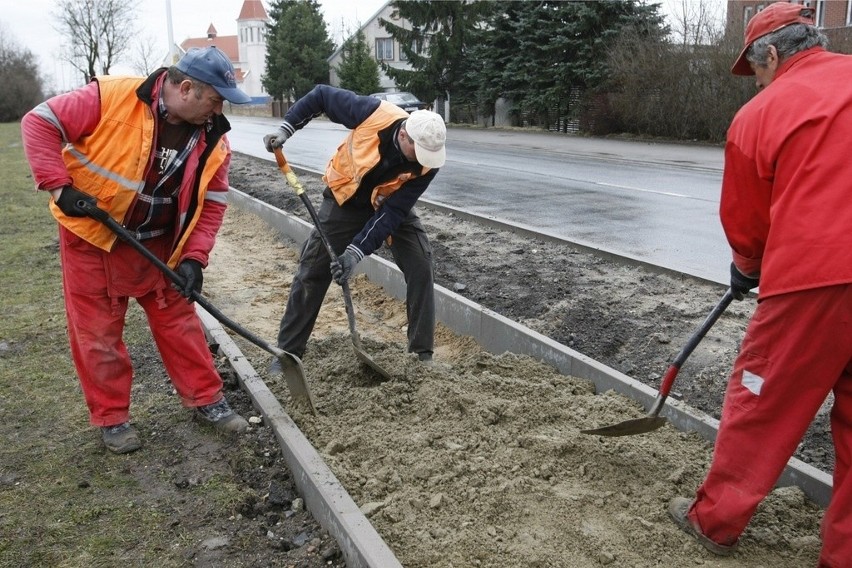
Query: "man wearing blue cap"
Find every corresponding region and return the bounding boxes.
[20,46,252,454]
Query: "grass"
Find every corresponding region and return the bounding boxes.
[0,122,159,565]
[0,123,268,567]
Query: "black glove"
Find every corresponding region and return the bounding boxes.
[730,262,759,301]
[330,246,362,285]
[55,185,96,217]
[176,259,203,300]
[263,122,294,152]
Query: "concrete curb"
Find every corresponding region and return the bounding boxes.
[225,187,832,509]
[197,307,404,568]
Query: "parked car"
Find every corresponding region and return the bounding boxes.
[370,91,429,112]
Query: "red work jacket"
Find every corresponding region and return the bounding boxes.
[21,72,232,268]
[721,47,852,299]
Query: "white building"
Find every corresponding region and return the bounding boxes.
[173,0,270,102]
[327,1,415,93]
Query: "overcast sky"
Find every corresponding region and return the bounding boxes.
[1,0,387,92]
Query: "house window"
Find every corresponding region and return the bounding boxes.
[743,6,753,28]
[847,0,852,25]
[399,39,423,62]
[800,1,824,26]
[376,38,394,61]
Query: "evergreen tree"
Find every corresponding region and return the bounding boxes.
[379,1,494,104]
[0,30,44,121]
[263,0,334,103]
[469,0,667,128]
[336,29,381,95]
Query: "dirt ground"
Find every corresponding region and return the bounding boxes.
[190,151,834,566]
[225,151,834,474]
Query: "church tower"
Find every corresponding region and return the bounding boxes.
[237,0,269,100]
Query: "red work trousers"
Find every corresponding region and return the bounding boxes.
[58,226,223,427]
[688,284,852,567]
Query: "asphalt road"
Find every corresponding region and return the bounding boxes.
[226,115,730,284]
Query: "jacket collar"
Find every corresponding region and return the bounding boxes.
[774,46,825,81]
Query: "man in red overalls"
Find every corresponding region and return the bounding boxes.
[668,4,852,566]
[21,47,251,454]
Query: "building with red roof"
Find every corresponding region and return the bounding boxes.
[173,0,270,102]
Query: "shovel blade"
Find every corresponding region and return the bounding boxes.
[581,416,667,437]
[277,353,318,415]
[352,343,393,381]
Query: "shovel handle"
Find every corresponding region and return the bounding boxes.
[274,148,347,267]
[274,148,307,195]
[77,200,285,358]
[274,149,342,260]
[273,149,363,345]
[658,287,736,396]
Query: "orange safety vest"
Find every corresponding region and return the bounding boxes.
[50,75,228,265]
[323,101,429,209]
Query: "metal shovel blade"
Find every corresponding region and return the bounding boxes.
[581,288,735,438]
[581,415,667,437]
[341,281,392,380]
[272,348,317,413]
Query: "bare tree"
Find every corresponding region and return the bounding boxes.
[54,0,137,81]
[665,0,725,46]
[129,34,162,76]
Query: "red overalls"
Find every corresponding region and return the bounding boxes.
[59,229,224,425]
[690,47,852,567]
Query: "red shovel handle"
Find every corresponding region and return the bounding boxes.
[659,365,680,396]
[658,287,735,397]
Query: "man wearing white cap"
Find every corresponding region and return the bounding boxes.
[20,46,252,454]
[668,3,852,564]
[263,85,446,365]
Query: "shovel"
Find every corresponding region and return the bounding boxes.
[273,148,393,381]
[581,287,735,437]
[77,200,318,415]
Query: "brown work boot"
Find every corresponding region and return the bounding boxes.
[195,398,249,435]
[101,422,142,454]
[668,497,738,556]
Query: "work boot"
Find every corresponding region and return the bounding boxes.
[101,422,142,454]
[417,352,433,366]
[195,398,249,435]
[668,497,738,556]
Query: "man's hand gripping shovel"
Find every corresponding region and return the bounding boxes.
[273,148,393,381]
[77,200,318,415]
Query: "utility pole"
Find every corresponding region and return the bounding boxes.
[166,0,180,64]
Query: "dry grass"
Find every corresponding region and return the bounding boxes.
[0,123,339,568]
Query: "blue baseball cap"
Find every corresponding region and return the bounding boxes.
[176,46,251,104]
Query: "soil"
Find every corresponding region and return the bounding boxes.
[224,150,834,474]
[176,150,834,567]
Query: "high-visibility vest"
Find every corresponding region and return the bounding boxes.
[49,75,228,265]
[324,101,429,209]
